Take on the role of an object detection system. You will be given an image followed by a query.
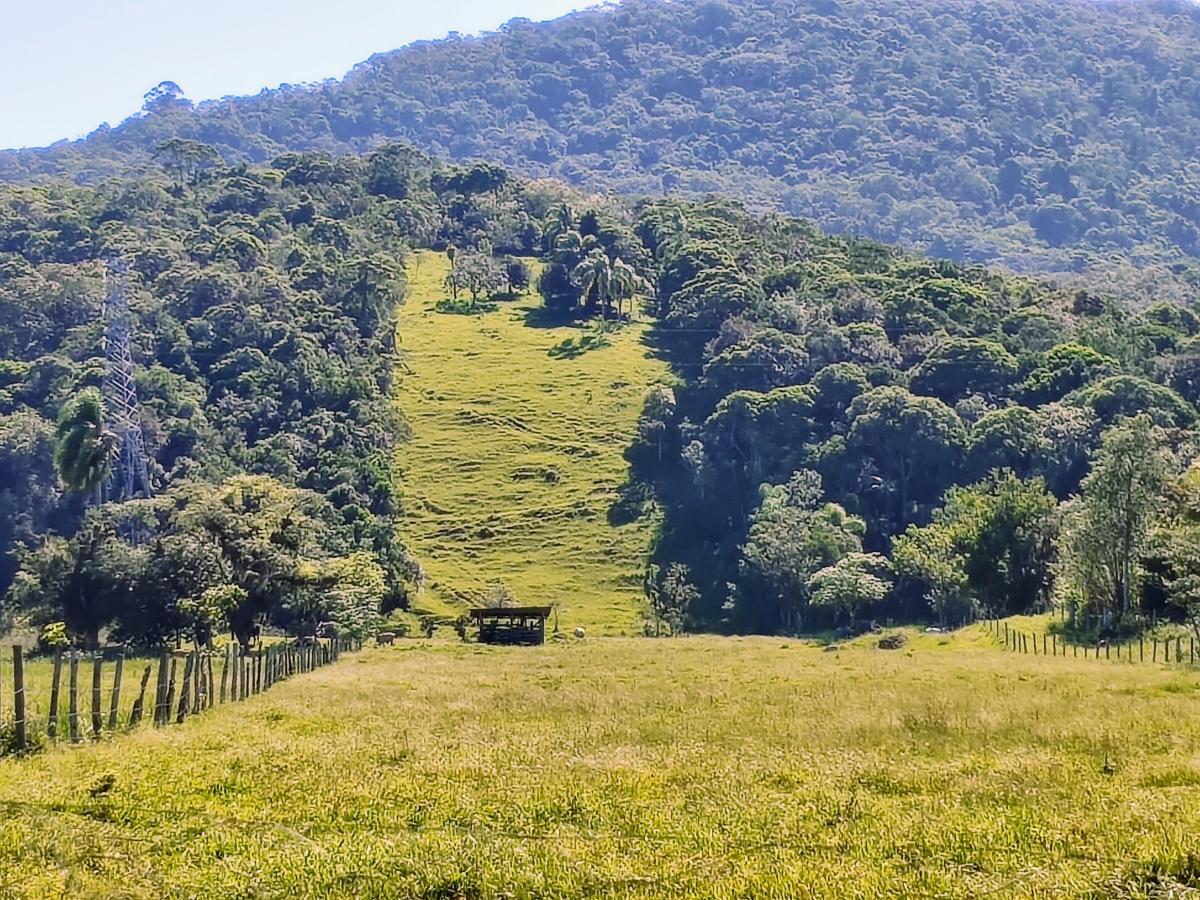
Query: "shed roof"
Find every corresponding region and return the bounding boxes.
[469,606,554,619]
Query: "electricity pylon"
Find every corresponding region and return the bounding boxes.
[102,257,152,509]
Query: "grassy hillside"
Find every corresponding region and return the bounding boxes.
[2,634,1200,896]
[395,251,670,633]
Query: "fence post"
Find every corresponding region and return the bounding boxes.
[164,656,178,723]
[207,653,216,708]
[176,654,194,724]
[90,654,103,740]
[1140,637,1145,662]
[153,653,169,726]
[1073,642,1077,658]
[1166,640,1171,664]
[219,646,229,703]
[47,651,63,741]
[12,646,26,753]
[1177,637,1183,664]
[107,653,124,731]
[192,650,202,713]
[130,665,152,726]
[1153,640,1158,663]
[69,653,81,743]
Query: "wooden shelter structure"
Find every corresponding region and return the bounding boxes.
[470,606,553,646]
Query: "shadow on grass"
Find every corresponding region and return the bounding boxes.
[608,478,656,526]
[548,333,613,359]
[435,297,499,315]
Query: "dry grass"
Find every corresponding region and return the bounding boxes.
[395,251,671,633]
[2,631,1200,897]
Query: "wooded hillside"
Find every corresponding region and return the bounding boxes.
[3,0,1199,295]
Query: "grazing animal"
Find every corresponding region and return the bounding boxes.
[377,632,396,646]
[574,627,586,639]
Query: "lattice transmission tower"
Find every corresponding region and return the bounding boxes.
[102,257,152,507]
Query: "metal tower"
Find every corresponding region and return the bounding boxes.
[102,257,152,506]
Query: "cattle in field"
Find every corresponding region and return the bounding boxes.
[377,632,396,646]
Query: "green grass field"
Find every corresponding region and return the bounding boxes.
[395,251,671,634]
[2,631,1200,897]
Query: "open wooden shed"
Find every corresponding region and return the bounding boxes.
[469,606,553,646]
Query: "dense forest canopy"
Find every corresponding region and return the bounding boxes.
[0,144,579,647]
[3,0,1200,297]
[3,137,1200,643]
[622,198,1200,635]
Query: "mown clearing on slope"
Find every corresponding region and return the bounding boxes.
[395,251,671,633]
[2,633,1200,897]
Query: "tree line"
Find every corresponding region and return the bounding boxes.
[4,0,1200,299]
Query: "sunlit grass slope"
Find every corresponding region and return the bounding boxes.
[4,634,1200,897]
[395,251,671,634]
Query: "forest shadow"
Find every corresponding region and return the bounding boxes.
[608,477,656,526]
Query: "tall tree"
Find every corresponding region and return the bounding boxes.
[1057,415,1170,620]
[53,390,116,507]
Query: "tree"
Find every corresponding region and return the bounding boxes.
[445,250,506,302]
[171,476,316,646]
[845,387,968,535]
[1056,415,1170,620]
[738,470,864,632]
[8,515,143,649]
[644,562,699,635]
[807,552,891,627]
[894,473,1059,619]
[54,390,115,506]
[152,138,219,188]
[1151,465,1200,641]
[909,338,1018,404]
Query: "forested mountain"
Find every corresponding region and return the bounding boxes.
[4,0,1200,296]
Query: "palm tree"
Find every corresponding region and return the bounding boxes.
[543,202,576,252]
[609,257,647,319]
[572,249,614,316]
[54,389,116,506]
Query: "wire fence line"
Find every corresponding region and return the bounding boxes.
[2,636,362,756]
[982,618,1198,667]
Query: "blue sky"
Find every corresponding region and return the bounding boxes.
[0,0,589,150]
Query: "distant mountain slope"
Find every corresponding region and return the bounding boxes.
[4,0,1200,294]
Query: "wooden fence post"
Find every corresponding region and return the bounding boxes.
[69,653,81,743]
[130,665,152,726]
[164,657,178,724]
[1177,637,1183,664]
[90,654,103,739]
[107,653,124,731]
[1153,640,1158,663]
[47,651,63,741]
[1140,637,1144,662]
[207,653,215,709]
[176,653,194,724]
[153,653,169,726]
[1073,642,1077,658]
[12,646,26,753]
[219,646,229,703]
[1166,640,1171,664]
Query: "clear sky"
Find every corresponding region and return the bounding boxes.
[0,0,589,150]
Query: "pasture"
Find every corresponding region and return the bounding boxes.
[395,251,671,633]
[2,631,1199,897]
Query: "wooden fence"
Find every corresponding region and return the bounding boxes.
[983,618,1197,666]
[2,637,361,755]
